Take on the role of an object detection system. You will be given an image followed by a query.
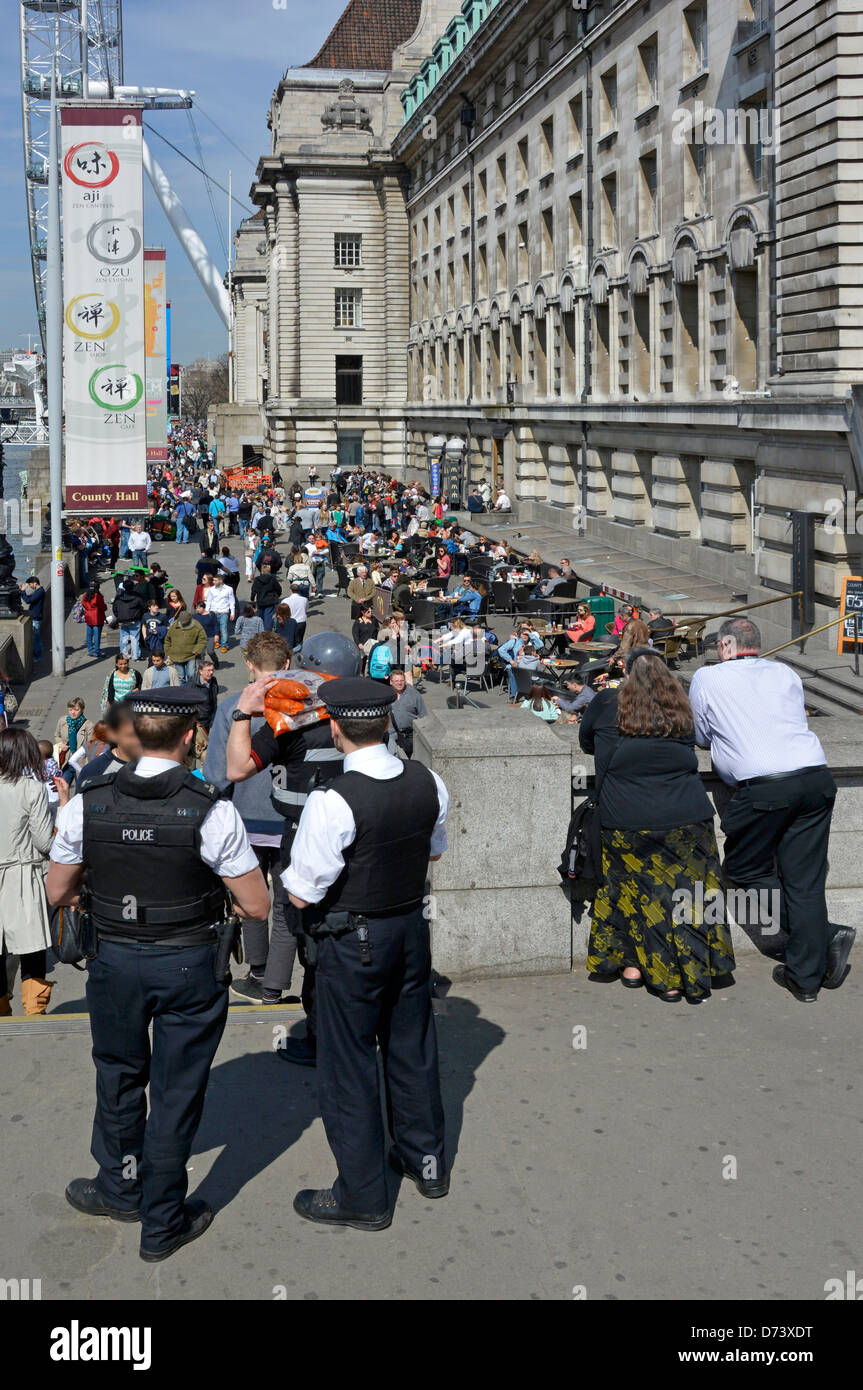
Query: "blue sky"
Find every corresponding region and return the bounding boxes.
[1,0,345,364]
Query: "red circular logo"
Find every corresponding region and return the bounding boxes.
[63,142,120,189]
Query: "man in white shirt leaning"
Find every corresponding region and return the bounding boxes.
[689,616,853,1002]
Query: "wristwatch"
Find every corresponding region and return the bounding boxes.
[231,709,253,722]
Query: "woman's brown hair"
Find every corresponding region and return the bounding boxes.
[528,683,553,711]
[616,617,650,653]
[616,652,694,738]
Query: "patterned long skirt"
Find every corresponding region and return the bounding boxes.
[588,820,736,1001]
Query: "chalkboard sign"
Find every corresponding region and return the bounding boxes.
[838,576,863,653]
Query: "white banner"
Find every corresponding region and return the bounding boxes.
[61,107,147,512]
[144,247,168,464]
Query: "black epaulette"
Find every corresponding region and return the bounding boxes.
[179,770,224,804]
[79,770,121,793]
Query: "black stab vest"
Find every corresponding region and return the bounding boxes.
[319,761,440,915]
[81,763,227,943]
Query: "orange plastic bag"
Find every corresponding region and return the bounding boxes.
[263,669,337,736]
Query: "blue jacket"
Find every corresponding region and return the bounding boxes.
[21,584,45,620]
[202,692,283,839]
[498,632,543,664]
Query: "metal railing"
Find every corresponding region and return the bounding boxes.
[762,610,861,681]
[674,589,804,632]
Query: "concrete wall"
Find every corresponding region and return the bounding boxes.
[415,706,863,982]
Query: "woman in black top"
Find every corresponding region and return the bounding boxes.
[579,648,734,1003]
[352,603,377,653]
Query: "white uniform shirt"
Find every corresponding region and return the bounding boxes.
[689,657,827,786]
[281,743,449,906]
[50,756,259,877]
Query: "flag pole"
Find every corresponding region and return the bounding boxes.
[47,59,65,678]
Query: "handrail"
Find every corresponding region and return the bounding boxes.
[761,611,857,660]
[673,589,803,628]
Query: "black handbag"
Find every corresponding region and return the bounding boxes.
[49,887,97,968]
[558,740,624,904]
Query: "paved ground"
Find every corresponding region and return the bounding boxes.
[3,524,861,1301]
[2,956,860,1301]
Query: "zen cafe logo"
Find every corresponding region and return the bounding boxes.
[49,1321,152,1371]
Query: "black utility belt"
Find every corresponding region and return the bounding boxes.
[98,926,218,949]
[736,764,826,788]
[307,900,424,937]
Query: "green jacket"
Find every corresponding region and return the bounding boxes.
[164,618,207,664]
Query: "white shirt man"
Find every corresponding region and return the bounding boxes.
[128,525,151,557]
[287,589,308,625]
[493,490,512,512]
[204,576,236,618]
[688,617,847,1003]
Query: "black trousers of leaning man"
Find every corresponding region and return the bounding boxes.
[315,903,446,1214]
[720,765,838,995]
[86,938,228,1251]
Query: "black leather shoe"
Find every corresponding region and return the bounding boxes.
[139,1200,214,1262]
[293,1188,391,1231]
[65,1178,141,1222]
[276,1035,317,1066]
[772,964,818,1003]
[823,926,856,990]
[388,1149,450,1198]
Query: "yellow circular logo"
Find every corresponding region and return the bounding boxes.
[65,294,120,341]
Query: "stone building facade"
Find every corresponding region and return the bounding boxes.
[242,0,465,478]
[210,212,268,465]
[392,0,863,628]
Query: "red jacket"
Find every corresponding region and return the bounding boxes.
[81,590,107,624]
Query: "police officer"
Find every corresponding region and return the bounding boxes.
[226,631,360,1063]
[46,687,269,1262]
[282,677,450,1231]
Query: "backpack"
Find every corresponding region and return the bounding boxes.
[368,642,393,681]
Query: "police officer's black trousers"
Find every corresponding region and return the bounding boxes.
[315,905,445,1215]
[86,939,228,1250]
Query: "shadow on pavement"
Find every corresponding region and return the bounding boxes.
[190,991,505,1214]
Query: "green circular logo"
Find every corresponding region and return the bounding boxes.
[88,365,144,412]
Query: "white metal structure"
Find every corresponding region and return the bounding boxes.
[20,0,124,350]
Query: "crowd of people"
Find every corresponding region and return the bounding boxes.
[2,444,852,1030]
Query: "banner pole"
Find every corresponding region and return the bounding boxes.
[47,61,65,679]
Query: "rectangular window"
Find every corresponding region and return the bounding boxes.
[638,38,658,108]
[335,355,363,405]
[477,168,488,217]
[540,117,555,175]
[517,136,529,186]
[497,232,507,289]
[517,219,529,283]
[569,191,584,261]
[334,288,362,328]
[600,68,618,133]
[478,242,488,298]
[334,233,362,267]
[639,152,658,235]
[601,173,618,246]
[496,154,507,204]
[568,94,583,158]
[541,207,554,273]
[684,3,708,75]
